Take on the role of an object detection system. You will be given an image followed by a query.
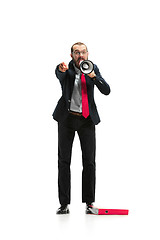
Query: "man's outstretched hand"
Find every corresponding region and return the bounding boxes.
[59,62,68,72]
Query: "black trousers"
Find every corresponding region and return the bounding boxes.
[58,113,96,205]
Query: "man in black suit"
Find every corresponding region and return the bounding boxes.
[53,42,111,214]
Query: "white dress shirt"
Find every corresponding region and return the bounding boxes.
[70,64,82,113]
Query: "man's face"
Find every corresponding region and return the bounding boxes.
[71,44,88,68]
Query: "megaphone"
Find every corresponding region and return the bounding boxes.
[79,60,94,74]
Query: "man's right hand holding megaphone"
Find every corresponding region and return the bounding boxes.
[79,60,96,79]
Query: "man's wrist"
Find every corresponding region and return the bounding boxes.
[91,75,96,81]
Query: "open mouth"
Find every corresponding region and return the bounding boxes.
[74,58,85,68]
[78,58,84,65]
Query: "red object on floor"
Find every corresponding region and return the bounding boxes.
[97,208,129,215]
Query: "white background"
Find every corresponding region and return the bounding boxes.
[0,0,160,239]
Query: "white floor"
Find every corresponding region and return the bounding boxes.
[2,200,158,240]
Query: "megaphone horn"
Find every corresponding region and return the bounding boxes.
[80,60,94,74]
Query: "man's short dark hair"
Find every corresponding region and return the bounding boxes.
[71,42,88,53]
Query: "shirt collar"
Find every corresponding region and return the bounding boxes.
[73,63,81,74]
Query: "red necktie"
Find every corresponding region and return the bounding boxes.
[81,73,89,118]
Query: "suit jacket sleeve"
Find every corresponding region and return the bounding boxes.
[55,65,67,86]
[93,65,111,95]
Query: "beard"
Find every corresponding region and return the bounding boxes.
[73,56,88,69]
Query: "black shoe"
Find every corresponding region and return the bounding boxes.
[56,205,69,214]
[86,203,95,214]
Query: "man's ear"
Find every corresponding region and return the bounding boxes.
[70,53,73,59]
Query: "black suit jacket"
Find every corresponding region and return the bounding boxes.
[52,60,111,125]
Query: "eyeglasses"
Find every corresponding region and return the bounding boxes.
[73,51,88,56]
